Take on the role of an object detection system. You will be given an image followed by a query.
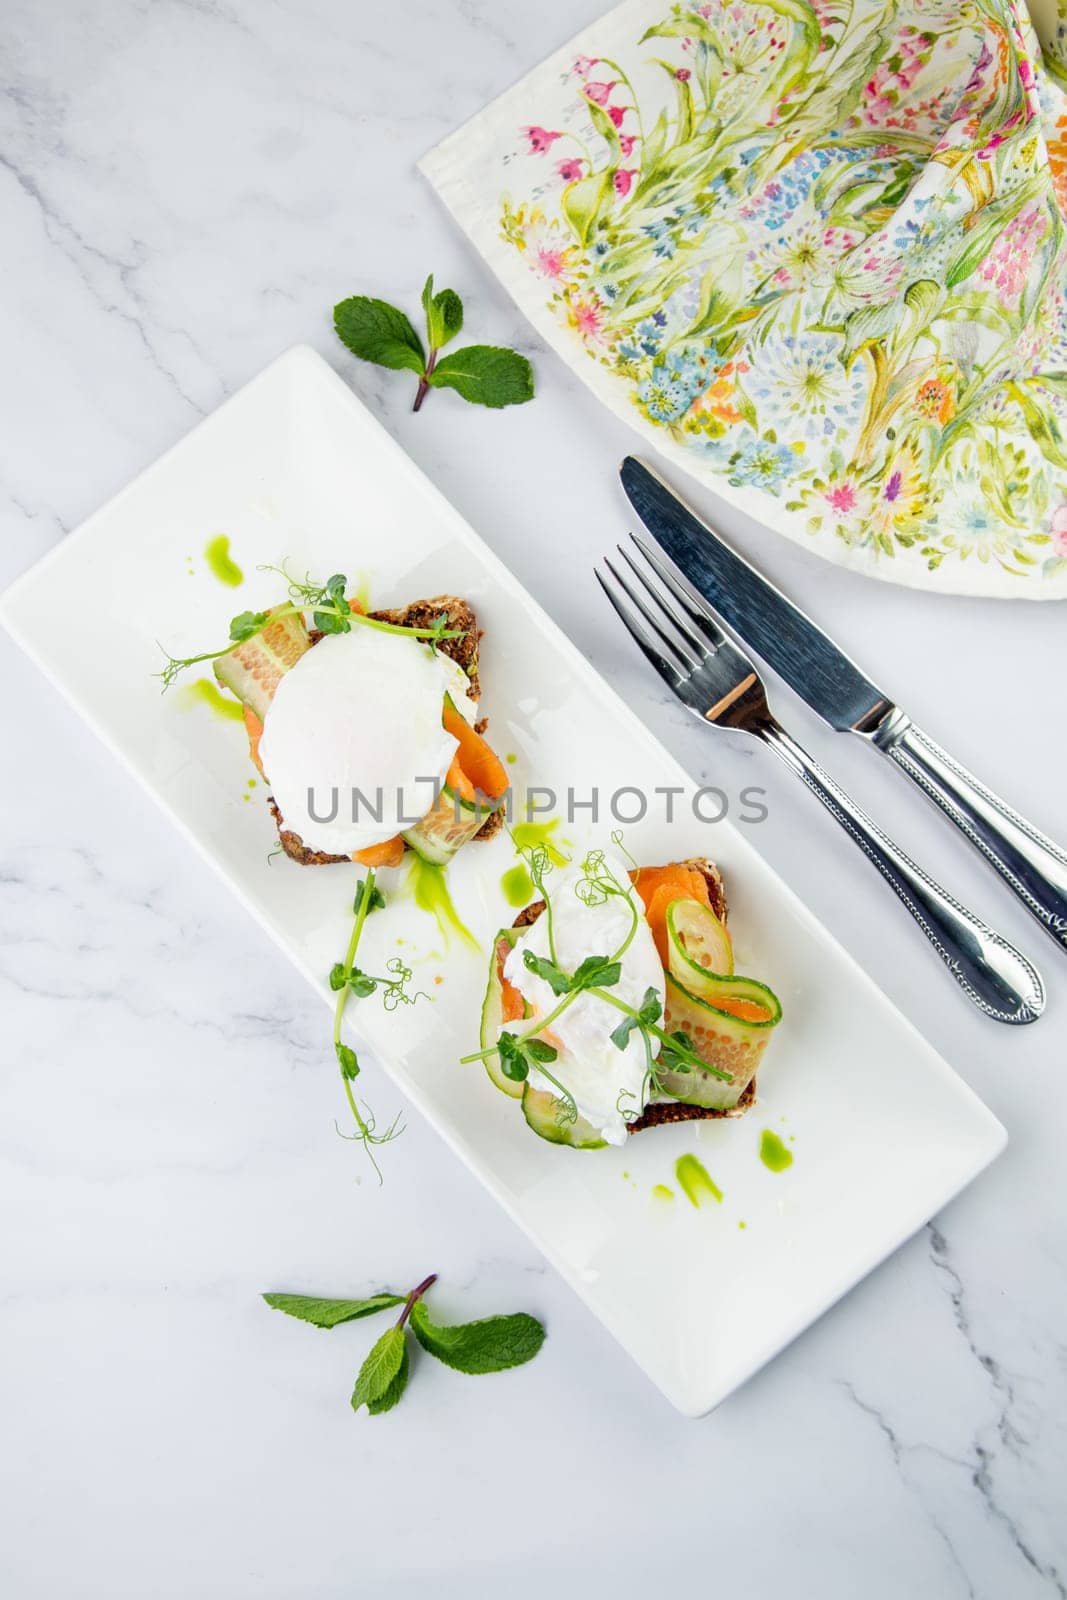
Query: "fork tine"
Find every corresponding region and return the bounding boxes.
[614,543,709,661]
[603,555,699,672]
[629,531,727,649]
[595,568,688,687]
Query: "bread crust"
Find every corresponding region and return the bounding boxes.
[508,859,752,1134]
[268,595,492,864]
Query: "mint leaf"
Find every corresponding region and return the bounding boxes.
[334,296,426,375]
[428,345,534,408]
[422,274,464,351]
[410,1302,545,1374]
[367,1335,409,1414]
[351,1325,407,1412]
[262,1292,404,1329]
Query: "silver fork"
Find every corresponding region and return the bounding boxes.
[596,534,1045,1026]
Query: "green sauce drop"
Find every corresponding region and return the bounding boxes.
[204,534,243,587]
[177,678,244,721]
[511,818,568,866]
[759,1129,793,1172]
[406,856,477,949]
[501,864,534,907]
[505,752,517,765]
[675,1154,723,1208]
[651,1184,675,1203]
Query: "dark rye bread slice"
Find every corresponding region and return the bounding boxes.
[510,857,754,1134]
[269,594,502,863]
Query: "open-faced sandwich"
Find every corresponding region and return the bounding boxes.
[189,575,509,865]
[468,845,782,1149]
[163,569,514,1175]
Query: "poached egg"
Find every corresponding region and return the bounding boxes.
[258,625,476,855]
[503,849,665,1145]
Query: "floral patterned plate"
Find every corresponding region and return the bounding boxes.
[421,0,1067,598]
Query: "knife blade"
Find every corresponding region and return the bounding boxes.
[620,454,1067,953]
[619,456,893,734]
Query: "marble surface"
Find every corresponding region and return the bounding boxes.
[1,2,1064,1596]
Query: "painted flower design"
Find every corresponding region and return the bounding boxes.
[523,125,562,154]
[1049,503,1067,554]
[728,433,801,493]
[637,365,696,421]
[493,0,1067,591]
[977,201,1048,302]
[567,293,607,342]
[747,331,867,441]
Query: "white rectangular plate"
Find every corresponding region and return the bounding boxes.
[0,345,1005,1415]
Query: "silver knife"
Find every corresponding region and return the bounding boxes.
[621,456,1067,953]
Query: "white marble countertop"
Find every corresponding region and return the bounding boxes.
[1,2,1065,1596]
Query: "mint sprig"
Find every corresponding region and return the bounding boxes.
[334,274,534,413]
[264,1272,546,1417]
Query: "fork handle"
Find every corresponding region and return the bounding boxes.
[759,721,1045,1025]
[872,719,1067,955]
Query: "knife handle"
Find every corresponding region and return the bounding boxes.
[760,721,1045,1025]
[877,721,1067,954]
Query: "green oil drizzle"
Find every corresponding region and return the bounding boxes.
[506,752,517,765]
[651,1184,675,1204]
[177,678,244,721]
[759,1129,794,1172]
[501,864,534,907]
[512,818,568,866]
[204,534,243,587]
[675,1154,723,1209]
[406,855,477,949]
[247,778,257,789]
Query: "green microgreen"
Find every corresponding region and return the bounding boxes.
[609,984,663,1051]
[330,867,431,1182]
[461,838,730,1124]
[496,1029,559,1083]
[158,565,465,692]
